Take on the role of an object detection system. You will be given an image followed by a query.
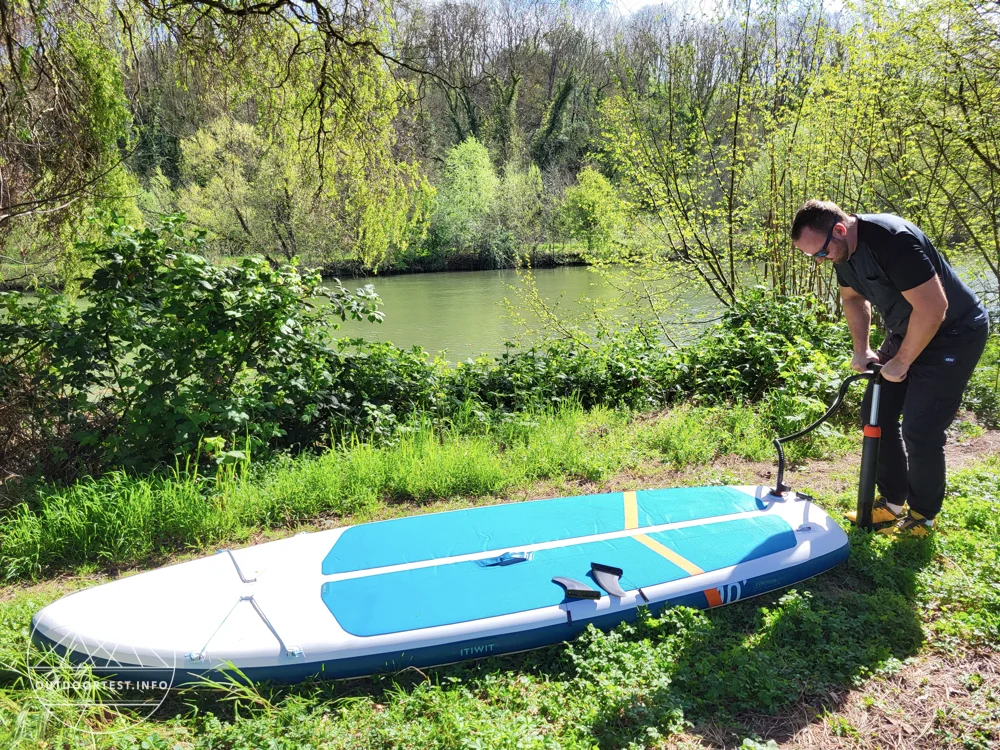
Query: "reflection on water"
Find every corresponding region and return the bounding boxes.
[331,266,721,359]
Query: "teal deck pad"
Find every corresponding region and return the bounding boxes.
[322,536,687,637]
[321,513,795,637]
[635,486,765,526]
[322,486,764,575]
[322,492,625,574]
[645,514,796,572]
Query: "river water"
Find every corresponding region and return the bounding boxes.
[331,260,998,360]
[332,266,721,360]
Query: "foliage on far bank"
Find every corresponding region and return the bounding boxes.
[170,112,431,270]
[396,137,552,272]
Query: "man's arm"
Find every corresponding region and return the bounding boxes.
[884,275,948,380]
[841,285,878,372]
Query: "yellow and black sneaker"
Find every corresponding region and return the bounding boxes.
[845,497,904,526]
[878,509,935,537]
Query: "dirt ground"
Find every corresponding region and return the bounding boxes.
[675,649,1000,749]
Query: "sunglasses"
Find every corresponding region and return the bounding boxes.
[810,226,835,258]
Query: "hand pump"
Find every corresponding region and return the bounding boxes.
[770,363,884,530]
[854,363,884,530]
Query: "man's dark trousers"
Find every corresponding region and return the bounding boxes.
[860,323,990,519]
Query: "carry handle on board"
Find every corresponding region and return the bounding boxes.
[475,551,533,567]
[770,362,883,531]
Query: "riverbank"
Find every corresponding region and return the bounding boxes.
[321,245,589,280]
[0,402,848,582]
[0,244,590,293]
[2,404,999,748]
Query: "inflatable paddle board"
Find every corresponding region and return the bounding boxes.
[31,485,848,684]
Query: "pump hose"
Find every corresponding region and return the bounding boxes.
[771,368,878,495]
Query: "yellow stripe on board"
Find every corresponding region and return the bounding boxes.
[634,534,704,576]
[623,491,638,530]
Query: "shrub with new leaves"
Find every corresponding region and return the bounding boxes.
[0,214,383,477]
[673,288,853,405]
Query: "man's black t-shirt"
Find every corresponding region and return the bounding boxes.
[835,214,987,341]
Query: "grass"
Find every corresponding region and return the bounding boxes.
[0,407,998,747]
[0,402,844,583]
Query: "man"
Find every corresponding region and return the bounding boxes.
[790,200,990,537]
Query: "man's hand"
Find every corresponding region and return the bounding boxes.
[851,349,880,373]
[880,357,910,382]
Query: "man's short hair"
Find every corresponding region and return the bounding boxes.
[790,200,849,240]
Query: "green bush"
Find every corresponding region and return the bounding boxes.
[640,401,848,469]
[673,288,852,404]
[0,214,383,475]
[426,137,499,256]
[446,331,673,414]
[445,289,855,434]
[557,166,627,255]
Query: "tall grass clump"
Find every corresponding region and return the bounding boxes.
[0,472,225,580]
[0,405,649,581]
[641,400,852,470]
[495,405,643,482]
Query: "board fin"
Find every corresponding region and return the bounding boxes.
[552,577,600,599]
[590,562,627,597]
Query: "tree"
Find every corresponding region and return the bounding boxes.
[598,0,878,311]
[0,1,140,283]
[486,163,545,266]
[1,0,433,279]
[905,0,1000,297]
[430,137,500,253]
[557,166,625,254]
